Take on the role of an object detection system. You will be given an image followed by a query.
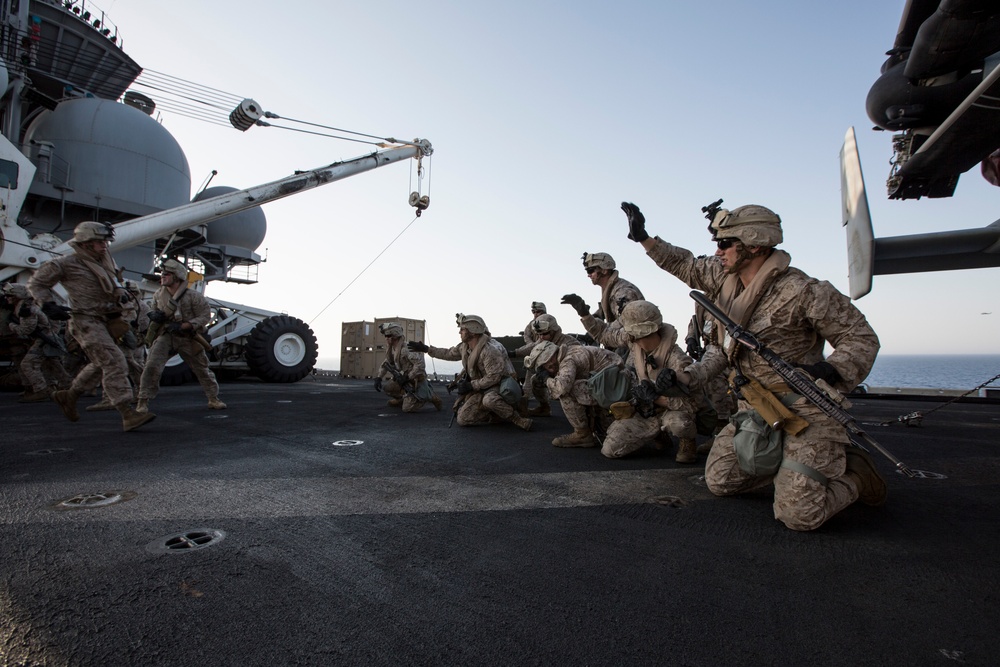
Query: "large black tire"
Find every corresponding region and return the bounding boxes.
[245,315,318,383]
[161,357,195,386]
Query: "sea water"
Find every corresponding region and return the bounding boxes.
[863,355,1000,390]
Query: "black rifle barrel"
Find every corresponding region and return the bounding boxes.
[689,290,915,478]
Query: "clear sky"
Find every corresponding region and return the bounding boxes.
[100,0,997,374]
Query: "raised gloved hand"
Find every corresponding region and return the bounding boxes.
[794,361,843,385]
[374,377,383,392]
[42,302,71,321]
[621,202,649,243]
[148,309,168,324]
[561,293,590,318]
[454,379,474,395]
[407,341,429,353]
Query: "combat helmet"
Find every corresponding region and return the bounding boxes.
[379,322,404,338]
[456,313,487,335]
[581,252,615,271]
[710,205,782,247]
[2,282,30,299]
[531,313,562,336]
[72,221,115,243]
[531,301,546,313]
[619,300,663,339]
[524,340,558,370]
[161,258,189,281]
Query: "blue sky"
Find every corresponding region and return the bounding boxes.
[102,1,998,372]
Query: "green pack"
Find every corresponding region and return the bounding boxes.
[730,409,784,477]
[587,365,632,409]
[499,376,522,405]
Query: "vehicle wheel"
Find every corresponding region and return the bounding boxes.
[245,315,318,383]
[160,356,195,386]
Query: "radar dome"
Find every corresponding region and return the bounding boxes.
[23,97,190,214]
[195,186,267,251]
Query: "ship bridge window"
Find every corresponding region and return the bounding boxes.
[0,160,18,189]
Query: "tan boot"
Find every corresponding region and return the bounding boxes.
[430,394,442,411]
[52,389,81,422]
[696,437,714,456]
[845,447,888,506]
[675,437,698,463]
[117,402,156,432]
[207,397,227,410]
[516,397,529,416]
[135,398,150,414]
[387,397,403,407]
[552,428,595,448]
[85,396,116,411]
[512,415,534,431]
[19,389,51,403]
[527,400,551,417]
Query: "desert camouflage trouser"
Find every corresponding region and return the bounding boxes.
[139,333,218,400]
[705,398,859,531]
[20,339,65,392]
[68,315,133,405]
[554,378,598,429]
[384,378,434,413]
[601,407,697,458]
[454,387,516,426]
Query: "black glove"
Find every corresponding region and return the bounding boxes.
[165,322,184,334]
[632,379,658,405]
[654,368,677,395]
[455,379,474,395]
[42,302,71,321]
[148,310,168,324]
[18,304,32,318]
[374,377,383,392]
[622,201,649,243]
[407,341,429,353]
[685,336,702,360]
[561,293,590,318]
[795,361,843,385]
[534,368,550,383]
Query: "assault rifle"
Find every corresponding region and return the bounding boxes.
[446,371,471,428]
[384,361,415,396]
[689,290,915,478]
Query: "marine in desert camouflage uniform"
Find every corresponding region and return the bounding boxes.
[587,300,703,463]
[27,221,155,431]
[579,252,643,324]
[2,282,69,402]
[136,259,225,414]
[622,200,885,531]
[508,301,547,413]
[524,339,623,448]
[374,321,442,413]
[516,313,581,417]
[409,314,532,431]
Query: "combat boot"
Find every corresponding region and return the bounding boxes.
[845,447,888,506]
[135,398,150,414]
[512,415,534,431]
[52,388,81,422]
[19,389,51,403]
[675,437,698,463]
[552,428,595,448]
[207,397,227,410]
[430,394,442,411]
[85,396,116,411]
[527,400,551,417]
[117,402,155,432]
[387,397,403,407]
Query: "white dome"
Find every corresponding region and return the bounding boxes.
[195,185,267,252]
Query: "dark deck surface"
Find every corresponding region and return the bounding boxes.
[2,377,998,666]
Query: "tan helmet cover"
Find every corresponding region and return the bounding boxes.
[72,220,115,243]
[530,301,546,313]
[456,313,487,335]
[379,322,404,338]
[710,204,782,247]
[2,282,30,299]
[524,340,558,370]
[619,300,663,339]
[581,252,615,271]
[161,259,189,280]
[531,313,562,335]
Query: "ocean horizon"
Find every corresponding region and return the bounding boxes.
[862,354,1000,390]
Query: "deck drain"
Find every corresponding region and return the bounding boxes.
[147,529,227,554]
[277,400,292,403]
[204,414,229,419]
[26,448,74,456]
[332,439,363,447]
[52,490,136,511]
